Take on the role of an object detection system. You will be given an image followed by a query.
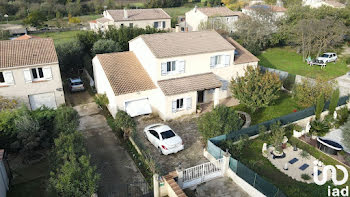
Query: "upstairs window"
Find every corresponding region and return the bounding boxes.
[31,68,44,79]
[161,60,185,76]
[167,61,176,72]
[0,72,4,83]
[210,55,231,68]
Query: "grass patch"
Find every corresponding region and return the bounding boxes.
[33,30,82,45]
[232,91,301,125]
[258,47,350,80]
[164,7,193,18]
[218,136,349,197]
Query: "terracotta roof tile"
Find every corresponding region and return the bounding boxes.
[225,37,259,64]
[158,73,222,96]
[96,51,156,96]
[96,17,113,23]
[197,7,241,17]
[106,8,170,22]
[136,31,235,58]
[0,38,58,69]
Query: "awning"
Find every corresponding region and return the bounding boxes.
[125,98,152,117]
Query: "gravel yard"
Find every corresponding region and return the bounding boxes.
[135,115,209,175]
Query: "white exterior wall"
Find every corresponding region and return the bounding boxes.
[113,19,171,30]
[185,8,208,31]
[0,63,65,108]
[163,91,197,120]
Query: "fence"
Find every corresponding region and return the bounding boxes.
[207,95,349,197]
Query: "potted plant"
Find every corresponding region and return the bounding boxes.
[196,104,202,113]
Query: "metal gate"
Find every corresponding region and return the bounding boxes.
[182,158,224,189]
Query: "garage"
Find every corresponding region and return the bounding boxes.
[29,92,57,110]
[125,98,152,117]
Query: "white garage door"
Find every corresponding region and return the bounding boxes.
[125,98,152,117]
[29,92,57,110]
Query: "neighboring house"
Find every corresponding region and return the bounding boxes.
[302,0,346,8]
[93,31,259,120]
[90,8,171,32]
[242,4,287,19]
[13,34,40,40]
[185,6,243,32]
[0,38,65,110]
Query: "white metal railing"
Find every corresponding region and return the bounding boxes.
[182,158,224,188]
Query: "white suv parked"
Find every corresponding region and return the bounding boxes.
[316,53,338,63]
[144,124,184,155]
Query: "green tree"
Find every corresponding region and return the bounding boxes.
[197,105,243,141]
[0,30,10,40]
[55,39,84,73]
[114,110,136,139]
[92,39,121,56]
[269,122,285,153]
[328,88,340,116]
[230,66,282,112]
[293,78,335,108]
[315,93,325,121]
[23,10,46,27]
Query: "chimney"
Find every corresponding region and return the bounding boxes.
[194,5,197,12]
[124,8,128,19]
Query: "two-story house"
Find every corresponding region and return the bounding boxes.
[185,6,243,32]
[0,38,65,110]
[90,8,171,32]
[92,31,259,120]
[242,4,287,20]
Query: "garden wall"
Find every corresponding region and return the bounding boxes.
[207,95,349,197]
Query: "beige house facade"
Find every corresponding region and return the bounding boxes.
[0,39,65,110]
[93,31,258,120]
[184,6,242,32]
[90,8,171,32]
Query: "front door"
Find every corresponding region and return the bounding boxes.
[197,91,204,103]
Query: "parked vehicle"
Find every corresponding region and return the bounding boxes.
[316,53,337,63]
[144,124,184,155]
[68,78,85,92]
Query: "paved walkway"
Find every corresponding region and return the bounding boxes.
[74,103,146,197]
[194,177,250,197]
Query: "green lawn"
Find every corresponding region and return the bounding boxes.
[33,30,82,45]
[232,92,301,125]
[258,47,350,80]
[164,7,193,18]
[219,135,350,197]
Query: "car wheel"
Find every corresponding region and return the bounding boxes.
[158,147,163,155]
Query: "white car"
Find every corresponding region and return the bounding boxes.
[316,53,338,63]
[144,124,184,155]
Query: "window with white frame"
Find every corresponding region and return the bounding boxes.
[161,60,185,76]
[172,97,192,113]
[0,72,4,83]
[167,61,176,72]
[210,55,231,68]
[176,98,184,109]
[31,67,44,80]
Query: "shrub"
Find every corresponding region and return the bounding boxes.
[197,105,243,141]
[269,122,285,152]
[54,106,80,135]
[299,150,310,159]
[310,120,329,135]
[283,74,296,91]
[230,66,282,112]
[336,107,349,127]
[328,89,340,116]
[293,78,335,108]
[301,173,311,180]
[346,57,350,65]
[0,96,18,110]
[342,118,350,150]
[315,93,325,121]
[55,39,84,73]
[114,110,136,139]
[94,94,109,108]
[92,39,121,56]
[258,125,267,140]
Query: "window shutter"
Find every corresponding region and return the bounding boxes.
[210,56,216,68]
[172,100,177,113]
[186,97,192,110]
[43,66,52,80]
[177,60,185,74]
[161,63,167,76]
[23,69,32,83]
[162,21,166,28]
[3,71,14,85]
[225,55,230,66]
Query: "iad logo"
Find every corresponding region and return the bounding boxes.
[314,165,349,197]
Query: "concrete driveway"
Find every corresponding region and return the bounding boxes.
[74,103,146,196]
[336,73,350,96]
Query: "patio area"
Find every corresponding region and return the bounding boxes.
[200,97,240,113]
[266,146,331,183]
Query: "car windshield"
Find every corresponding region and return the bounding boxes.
[72,82,83,86]
[321,54,329,58]
[161,130,176,139]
